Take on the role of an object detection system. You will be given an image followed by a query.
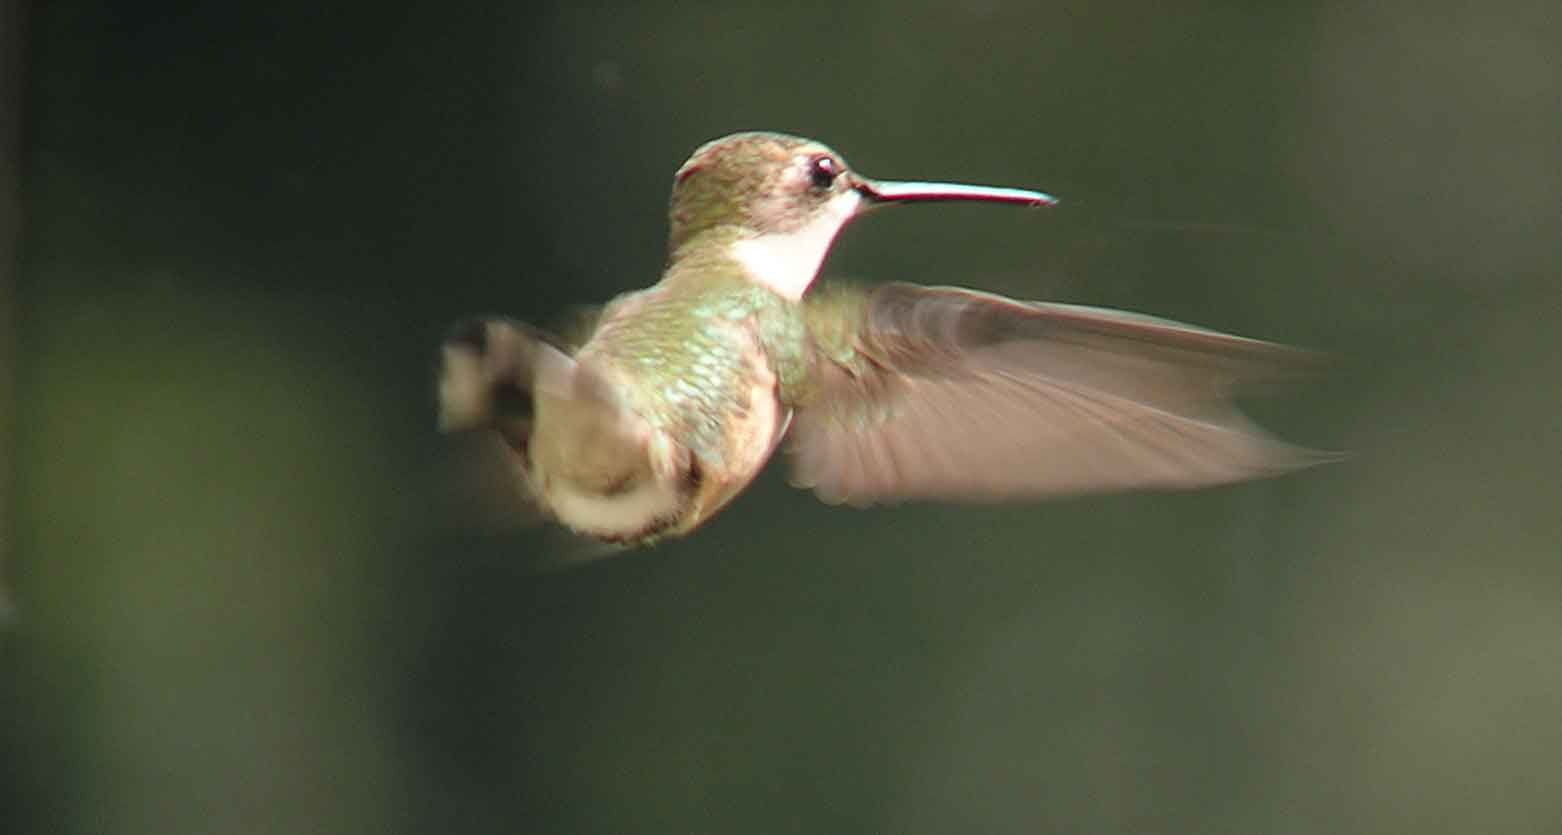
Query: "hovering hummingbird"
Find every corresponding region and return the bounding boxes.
[438,132,1327,546]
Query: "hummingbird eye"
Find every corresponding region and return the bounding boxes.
[806,154,840,190]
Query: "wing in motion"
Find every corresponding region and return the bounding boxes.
[790,283,1334,506]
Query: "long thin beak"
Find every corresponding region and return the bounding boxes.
[854,177,1058,207]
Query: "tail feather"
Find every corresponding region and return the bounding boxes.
[437,318,570,450]
[436,317,681,548]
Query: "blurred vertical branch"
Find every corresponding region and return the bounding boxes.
[0,0,21,616]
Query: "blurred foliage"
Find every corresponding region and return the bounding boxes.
[5,1,1562,833]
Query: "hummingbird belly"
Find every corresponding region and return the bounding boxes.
[539,462,688,541]
[675,330,792,530]
[533,312,790,544]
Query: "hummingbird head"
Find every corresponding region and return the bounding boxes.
[668,132,1056,300]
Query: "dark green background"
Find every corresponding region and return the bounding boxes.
[5,1,1561,833]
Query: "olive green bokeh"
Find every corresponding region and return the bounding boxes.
[5,2,1562,834]
[1,0,20,619]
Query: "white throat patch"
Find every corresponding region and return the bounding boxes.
[729,191,862,300]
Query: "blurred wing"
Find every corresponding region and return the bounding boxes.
[789,283,1333,506]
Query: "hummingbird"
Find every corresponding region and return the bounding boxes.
[437,132,1327,546]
